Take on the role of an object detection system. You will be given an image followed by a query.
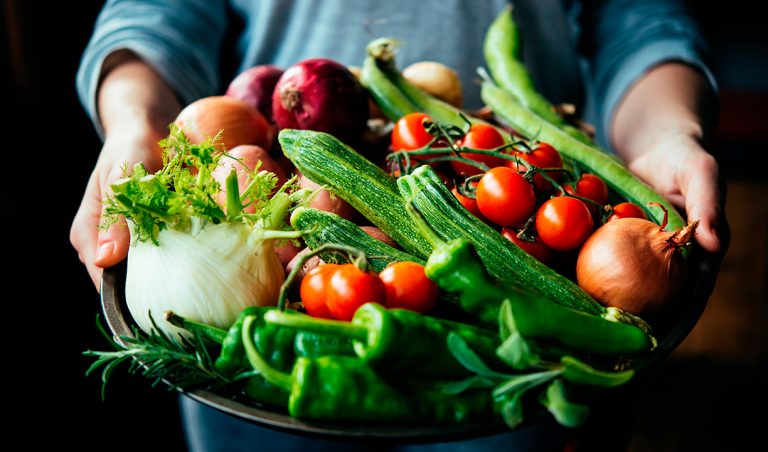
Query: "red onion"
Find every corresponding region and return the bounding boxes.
[225,65,284,122]
[576,204,698,315]
[272,58,369,144]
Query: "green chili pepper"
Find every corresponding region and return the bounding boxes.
[242,316,493,423]
[406,204,654,356]
[264,303,501,378]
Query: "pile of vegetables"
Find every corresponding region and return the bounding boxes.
[86,6,701,433]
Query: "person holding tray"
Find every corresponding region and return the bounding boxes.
[71,0,728,450]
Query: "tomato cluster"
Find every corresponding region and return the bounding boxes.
[389,113,647,265]
[300,261,437,321]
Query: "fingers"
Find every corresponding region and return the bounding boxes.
[70,171,106,290]
[678,152,727,254]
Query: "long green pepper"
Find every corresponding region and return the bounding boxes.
[404,198,654,356]
[241,316,493,423]
[264,303,501,378]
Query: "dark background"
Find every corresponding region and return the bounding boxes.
[5,0,766,450]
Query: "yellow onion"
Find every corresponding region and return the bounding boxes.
[175,96,273,151]
[576,204,698,314]
[403,61,463,108]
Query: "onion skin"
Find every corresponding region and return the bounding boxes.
[576,217,698,315]
[403,61,463,108]
[298,173,360,222]
[226,65,284,122]
[175,96,273,151]
[272,59,369,145]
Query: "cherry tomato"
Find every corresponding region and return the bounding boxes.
[476,167,536,226]
[451,184,485,220]
[379,261,438,313]
[391,112,434,151]
[606,202,647,222]
[501,228,553,263]
[565,173,609,206]
[535,197,594,251]
[299,264,339,319]
[326,264,386,321]
[451,124,506,177]
[508,142,563,192]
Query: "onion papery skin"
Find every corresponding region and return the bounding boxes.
[576,218,694,315]
[272,59,369,145]
[125,219,284,336]
[175,96,274,151]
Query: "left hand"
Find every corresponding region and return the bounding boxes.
[625,132,728,254]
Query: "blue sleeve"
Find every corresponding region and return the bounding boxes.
[75,0,228,136]
[579,0,717,148]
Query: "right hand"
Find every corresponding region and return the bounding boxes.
[70,127,163,290]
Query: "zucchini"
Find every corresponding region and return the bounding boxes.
[360,47,419,121]
[278,129,431,258]
[291,207,423,273]
[481,81,685,230]
[398,165,605,316]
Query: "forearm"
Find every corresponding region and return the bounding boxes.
[97,51,182,148]
[611,63,716,165]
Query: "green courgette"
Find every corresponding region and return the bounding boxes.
[278,129,431,258]
[290,207,423,273]
[398,165,605,316]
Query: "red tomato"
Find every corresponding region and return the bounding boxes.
[535,197,594,251]
[326,264,386,321]
[606,202,647,222]
[476,167,536,226]
[565,174,609,206]
[508,142,563,192]
[391,112,434,151]
[299,264,339,319]
[451,185,485,220]
[379,262,438,313]
[451,124,506,177]
[501,228,553,263]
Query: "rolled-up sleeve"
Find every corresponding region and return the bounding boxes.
[76,0,228,135]
[579,0,717,148]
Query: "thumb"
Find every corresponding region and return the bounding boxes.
[94,217,131,268]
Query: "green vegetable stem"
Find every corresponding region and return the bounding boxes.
[242,316,493,423]
[264,303,501,378]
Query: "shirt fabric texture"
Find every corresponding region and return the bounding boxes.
[76,0,715,148]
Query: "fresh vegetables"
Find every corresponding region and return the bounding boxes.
[379,261,438,313]
[535,197,594,251]
[174,96,273,150]
[607,202,647,222]
[278,128,431,258]
[508,142,564,192]
[476,167,536,226]
[211,145,287,211]
[272,58,369,145]
[101,127,308,336]
[225,65,284,122]
[398,165,604,316]
[392,112,438,152]
[577,204,699,314]
[480,80,685,231]
[264,303,502,378]
[402,61,463,108]
[290,207,421,273]
[451,124,506,177]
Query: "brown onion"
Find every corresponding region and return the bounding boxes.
[576,204,698,314]
[175,96,273,150]
[402,61,463,108]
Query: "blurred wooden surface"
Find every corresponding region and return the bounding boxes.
[628,180,767,451]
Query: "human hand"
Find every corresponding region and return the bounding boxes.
[70,128,163,289]
[624,133,728,254]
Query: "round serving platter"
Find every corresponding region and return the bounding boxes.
[99,248,719,440]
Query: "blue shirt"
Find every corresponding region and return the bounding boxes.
[76,0,715,148]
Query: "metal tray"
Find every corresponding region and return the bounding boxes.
[99,248,719,440]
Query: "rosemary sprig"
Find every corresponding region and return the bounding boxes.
[84,315,242,400]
